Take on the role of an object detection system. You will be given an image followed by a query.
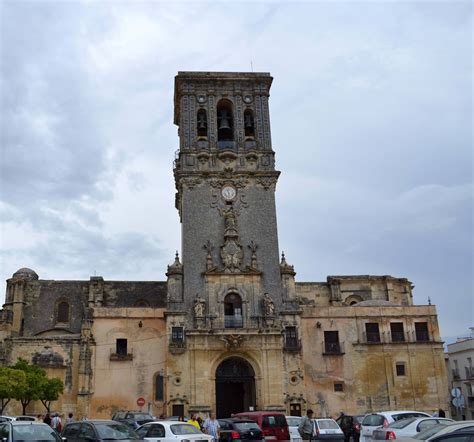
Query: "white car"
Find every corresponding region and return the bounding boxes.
[373,417,453,440]
[360,411,430,442]
[286,416,303,442]
[136,420,214,442]
[397,420,474,442]
[0,416,36,422]
[312,418,345,441]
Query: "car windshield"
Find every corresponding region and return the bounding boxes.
[287,417,301,427]
[317,420,340,430]
[234,422,261,431]
[413,424,447,440]
[96,422,140,439]
[131,413,153,421]
[171,423,202,435]
[390,418,417,429]
[363,415,385,427]
[12,424,61,441]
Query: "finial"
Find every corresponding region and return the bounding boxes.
[281,251,287,264]
[428,296,431,305]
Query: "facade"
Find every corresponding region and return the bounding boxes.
[446,328,474,420]
[0,72,448,420]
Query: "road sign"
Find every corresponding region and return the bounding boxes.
[451,387,461,398]
[137,397,146,407]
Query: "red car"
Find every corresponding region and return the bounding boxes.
[232,412,290,441]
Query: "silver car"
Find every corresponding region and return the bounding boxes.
[361,412,430,442]
[373,418,453,440]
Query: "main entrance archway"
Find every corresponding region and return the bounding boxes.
[215,357,256,418]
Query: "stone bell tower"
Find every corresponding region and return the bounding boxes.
[166,72,296,418]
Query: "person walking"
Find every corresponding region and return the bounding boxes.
[43,413,52,427]
[51,413,62,433]
[298,409,314,441]
[66,413,74,424]
[203,413,220,441]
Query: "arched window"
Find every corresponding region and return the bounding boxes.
[57,301,69,323]
[224,293,242,328]
[197,109,208,138]
[217,100,234,142]
[244,109,255,139]
[155,373,164,401]
[134,300,150,307]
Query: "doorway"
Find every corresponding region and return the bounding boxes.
[215,357,256,418]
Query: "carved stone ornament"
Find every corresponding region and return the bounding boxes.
[220,208,243,272]
[262,292,275,316]
[256,176,277,190]
[220,334,245,349]
[180,177,202,190]
[203,240,214,270]
[248,240,258,268]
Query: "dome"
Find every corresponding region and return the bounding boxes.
[12,267,39,280]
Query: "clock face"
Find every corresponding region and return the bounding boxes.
[221,186,236,201]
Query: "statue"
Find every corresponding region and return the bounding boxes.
[193,295,206,318]
[262,293,275,316]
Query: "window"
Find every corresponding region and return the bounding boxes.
[148,424,165,438]
[171,327,184,343]
[365,323,381,343]
[396,362,406,376]
[224,293,243,328]
[197,109,208,138]
[284,327,299,349]
[217,99,234,142]
[57,301,69,323]
[116,339,127,356]
[324,331,341,353]
[334,383,344,392]
[415,322,429,342]
[244,109,255,138]
[390,322,405,342]
[155,374,164,401]
[134,300,150,307]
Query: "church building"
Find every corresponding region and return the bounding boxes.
[0,72,448,419]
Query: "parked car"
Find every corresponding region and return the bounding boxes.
[311,418,345,441]
[360,411,431,442]
[0,416,36,422]
[336,415,365,442]
[112,411,154,429]
[373,418,453,440]
[0,420,62,441]
[286,416,303,442]
[61,419,142,441]
[397,420,474,442]
[135,420,213,442]
[233,411,290,441]
[218,417,264,442]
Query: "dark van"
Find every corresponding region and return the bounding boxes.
[232,412,290,441]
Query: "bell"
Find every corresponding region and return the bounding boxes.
[218,109,231,130]
[244,113,254,128]
[197,114,207,129]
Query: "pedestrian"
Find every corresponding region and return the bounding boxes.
[66,412,74,423]
[203,412,220,441]
[43,413,52,427]
[431,410,439,417]
[51,413,62,433]
[438,409,446,418]
[298,409,314,440]
[188,414,201,430]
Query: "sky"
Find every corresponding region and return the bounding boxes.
[0,0,472,344]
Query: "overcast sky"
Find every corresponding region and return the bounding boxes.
[0,0,472,344]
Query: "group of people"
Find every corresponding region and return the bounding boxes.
[40,412,75,433]
[187,413,220,440]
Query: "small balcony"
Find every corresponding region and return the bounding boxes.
[323,341,345,355]
[465,367,474,379]
[452,368,460,379]
[284,339,302,352]
[109,349,133,361]
[224,315,243,328]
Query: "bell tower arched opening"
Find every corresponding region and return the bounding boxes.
[215,357,256,418]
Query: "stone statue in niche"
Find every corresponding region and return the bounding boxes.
[262,292,275,316]
[193,295,206,317]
